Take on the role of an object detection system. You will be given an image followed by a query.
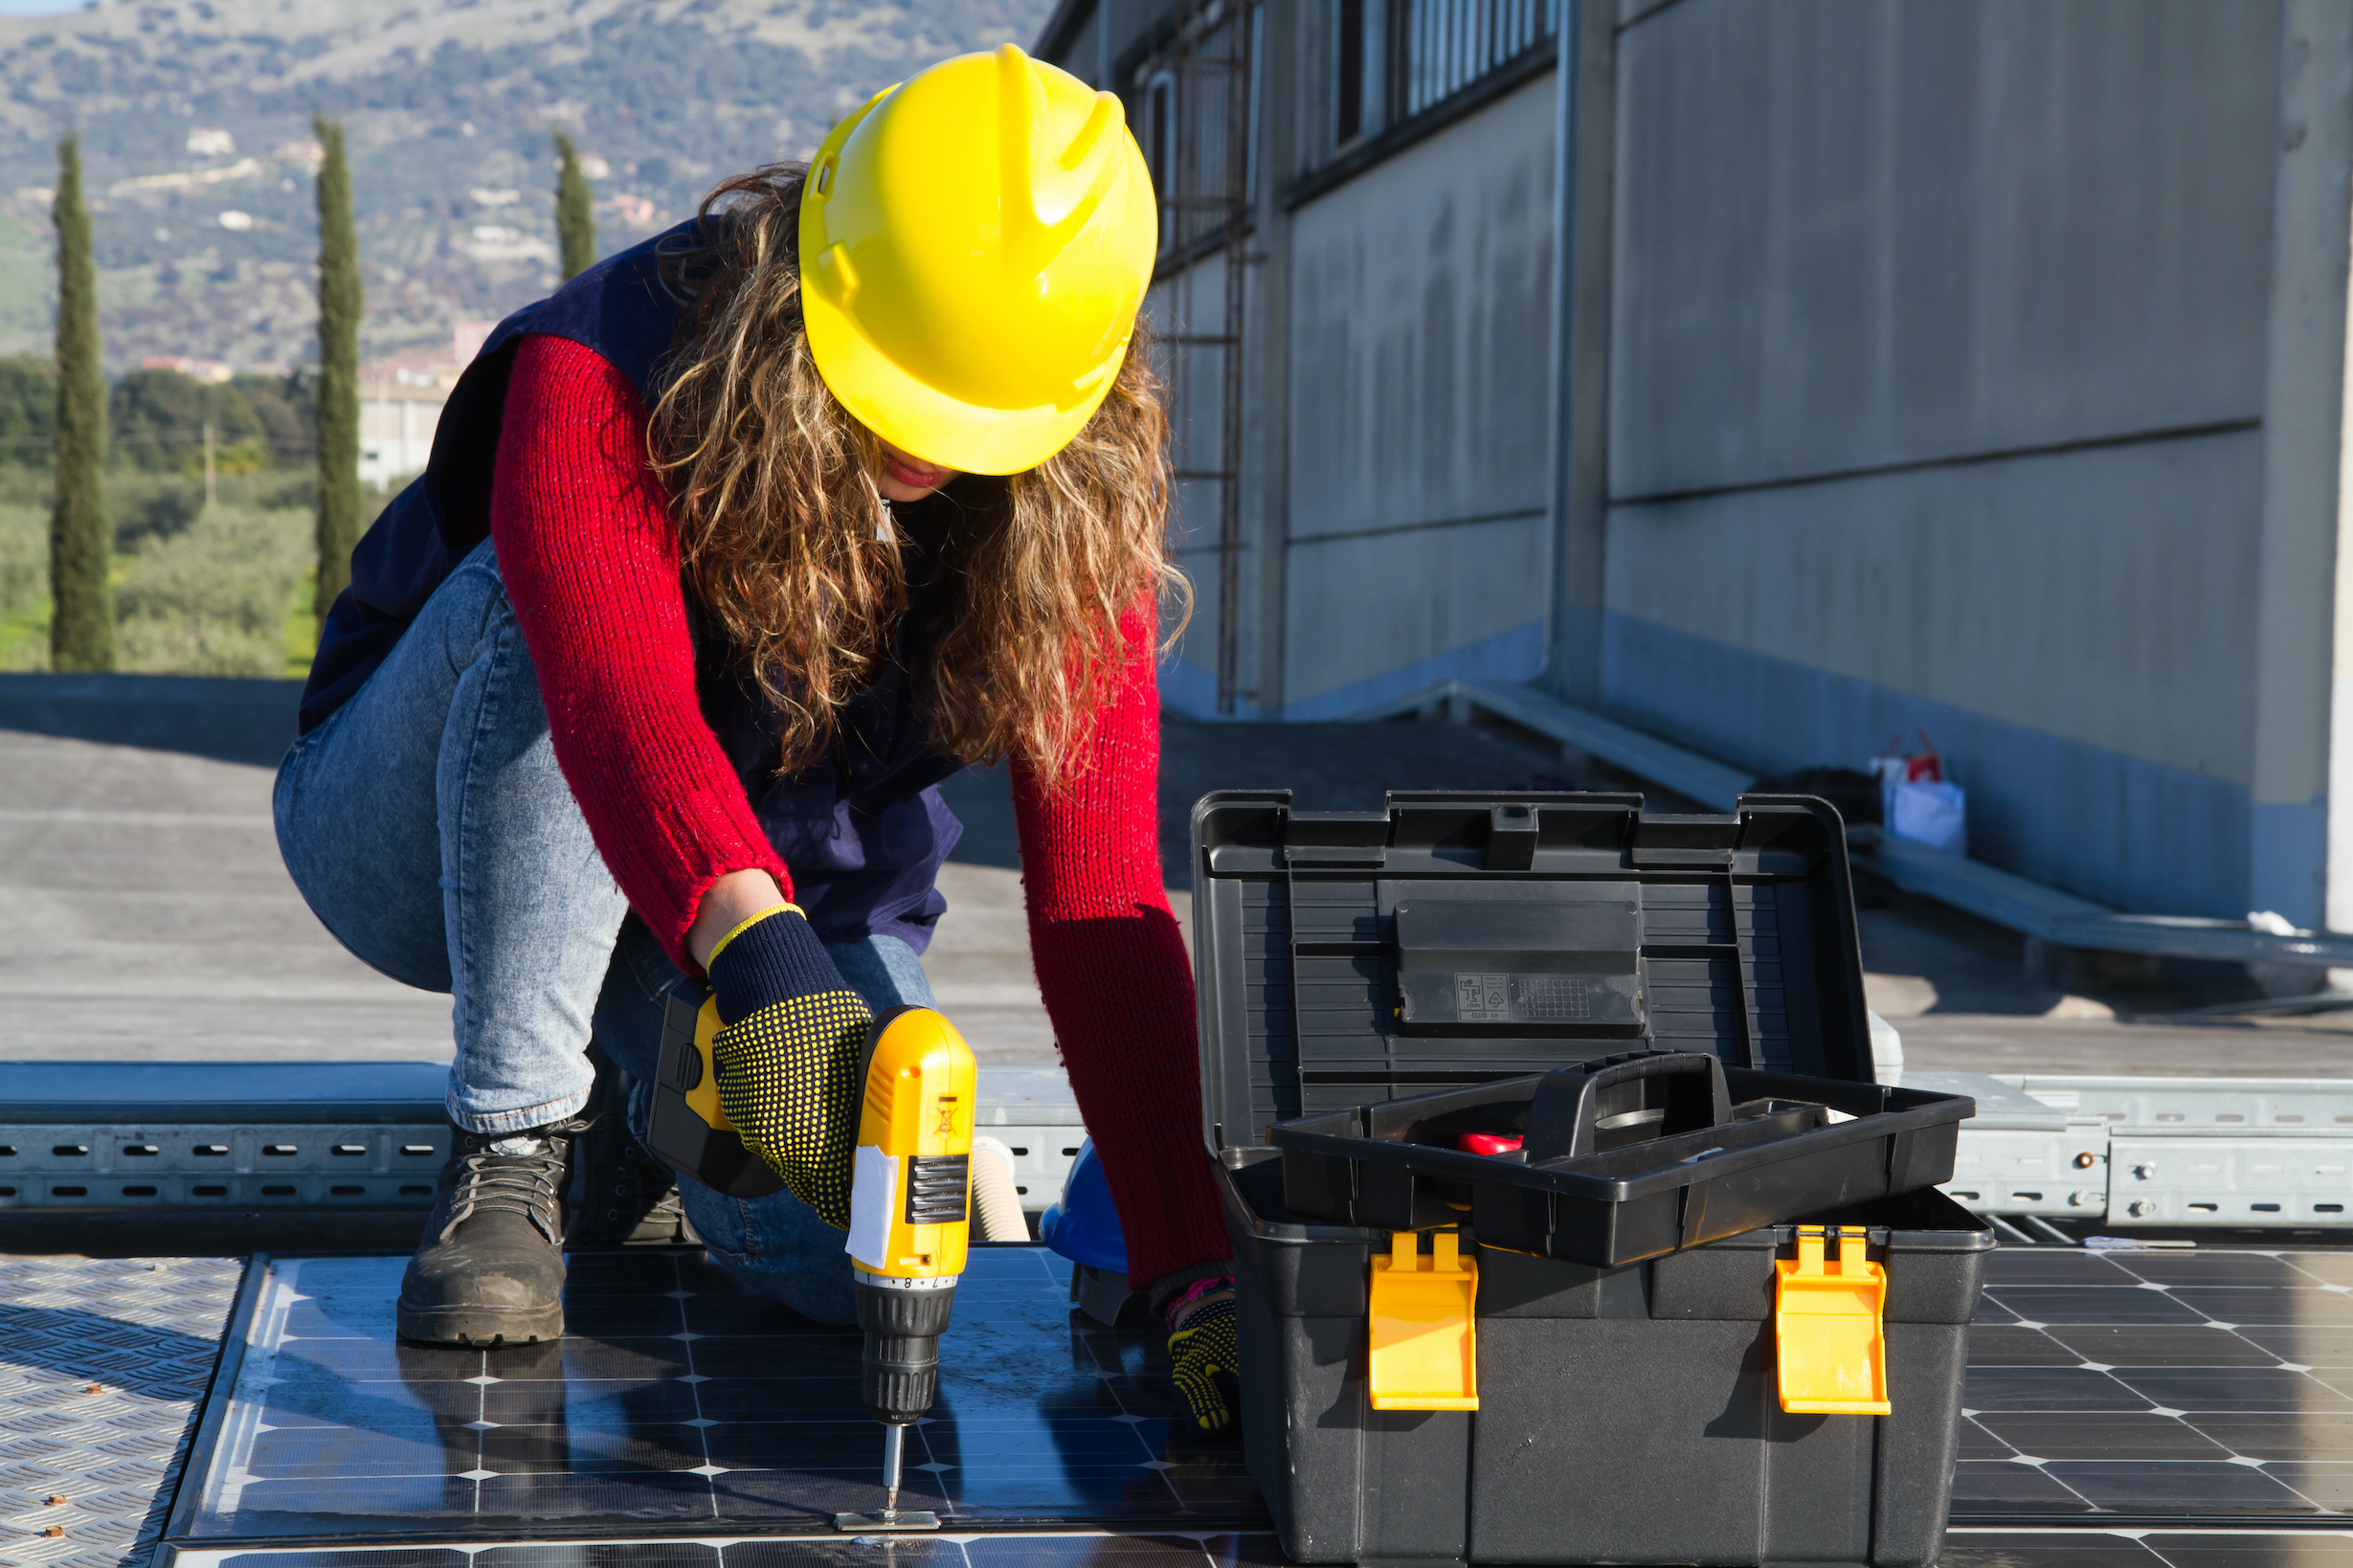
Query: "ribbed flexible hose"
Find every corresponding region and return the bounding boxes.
[969,1135,1028,1242]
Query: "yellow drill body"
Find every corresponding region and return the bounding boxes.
[846,1008,977,1282]
[843,1007,975,1527]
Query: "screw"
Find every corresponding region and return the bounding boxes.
[2073,1152,2097,1169]
[2069,1189,2098,1207]
[2134,1163,2158,1179]
[2128,1200,2155,1218]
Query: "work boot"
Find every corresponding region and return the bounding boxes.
[396,1119,585,1346]
[566,1050,699,1246]
[568,1097,701,1245]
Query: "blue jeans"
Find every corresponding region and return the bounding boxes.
[274,537,916,1323]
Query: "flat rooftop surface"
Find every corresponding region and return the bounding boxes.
[6,674,2347,1080]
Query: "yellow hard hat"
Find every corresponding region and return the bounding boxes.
[798,44,1158,477]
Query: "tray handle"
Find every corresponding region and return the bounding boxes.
[1522,1052,1733,1162]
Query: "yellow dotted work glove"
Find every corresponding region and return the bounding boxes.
[705,904,872,1230]
[1167,1290,1240,1431]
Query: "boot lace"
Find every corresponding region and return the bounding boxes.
[440,1118,592,1246]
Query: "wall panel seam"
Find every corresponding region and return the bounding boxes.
[1613,417,2262,509]
[1287,507,1549,549]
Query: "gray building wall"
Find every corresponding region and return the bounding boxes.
[1279,73,1557,717]
[1598,0,2309,921]
[1047,0,2353,928]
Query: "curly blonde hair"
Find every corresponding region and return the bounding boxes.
[647,162,1185,782]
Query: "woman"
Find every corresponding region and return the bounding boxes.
[275,45,1238,1429]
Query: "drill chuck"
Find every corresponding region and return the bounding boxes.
[856,1274,958,1423]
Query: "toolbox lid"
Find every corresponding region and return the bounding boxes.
[1188,791,1878,1152]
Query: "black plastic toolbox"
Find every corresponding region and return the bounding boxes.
[1220,1153,1993,1565]
[1188,791,1988,1564]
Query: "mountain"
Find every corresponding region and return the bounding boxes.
[0,0,1055,372]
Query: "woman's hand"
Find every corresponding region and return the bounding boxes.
[1166,1285,1240,1431]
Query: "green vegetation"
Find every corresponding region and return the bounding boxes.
[116,504,312,677]
[0,493,46,671]
[107,369,315,476]
[555,132,598,281]
[0,467,333,674]
[0,353,347,677]
[313,113,363,623]
[0,355,55,455]
[49,135,113,673]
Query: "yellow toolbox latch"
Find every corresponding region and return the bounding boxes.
[1775,1224,1892,1415]
[1368,1228,1479,1411]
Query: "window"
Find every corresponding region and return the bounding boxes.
[1145,69,1176,248]
[1391,0,1558,121]
[1334,0,1369,144]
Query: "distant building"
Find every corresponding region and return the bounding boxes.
[1036,0,2353,931]
[358,365,455,490]
[599,193,659,228]
[451,322,497,364]
[139,356,234,384]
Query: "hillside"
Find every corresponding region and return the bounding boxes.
[0,0,1055,371]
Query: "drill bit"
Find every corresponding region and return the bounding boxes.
[835,1420,935,1533]
[880,1422,905,1518]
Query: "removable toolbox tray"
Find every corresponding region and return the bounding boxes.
[1271,1048,1971,1265]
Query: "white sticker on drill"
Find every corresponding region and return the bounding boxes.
[846,1143,899,1268]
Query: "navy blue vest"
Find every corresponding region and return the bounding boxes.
[299,222,967,952]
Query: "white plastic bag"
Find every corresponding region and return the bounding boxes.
[1885,779,1967,855]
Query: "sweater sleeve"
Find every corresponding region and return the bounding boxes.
[1012,599,1231,1289]
[489,332,792,967]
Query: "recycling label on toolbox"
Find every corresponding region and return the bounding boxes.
[1453,973,1595,1021]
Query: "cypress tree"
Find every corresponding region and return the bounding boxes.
[554,132,596,280]
[49,134,113,673]
[313,113,362,621]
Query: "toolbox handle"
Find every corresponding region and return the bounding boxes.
[1522,1052,1734,1162]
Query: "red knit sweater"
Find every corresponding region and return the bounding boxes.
[489,333,1228,1288]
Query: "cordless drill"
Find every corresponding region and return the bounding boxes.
[647,992,976,1530]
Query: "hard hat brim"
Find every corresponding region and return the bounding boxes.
[802,283,1125,478]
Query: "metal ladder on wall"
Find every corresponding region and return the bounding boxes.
[1142,0,1255,713]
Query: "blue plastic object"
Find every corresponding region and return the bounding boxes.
[1039,1137,1128,1273]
